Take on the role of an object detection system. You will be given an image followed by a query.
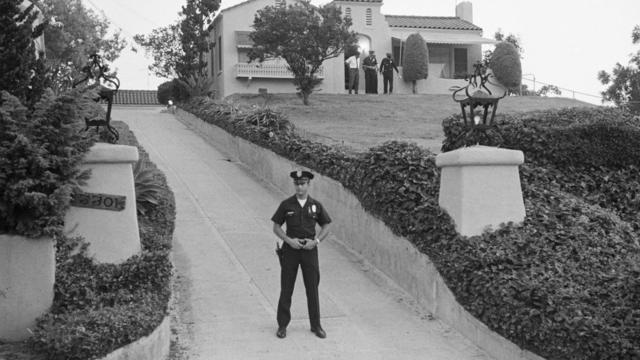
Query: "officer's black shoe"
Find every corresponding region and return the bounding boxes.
[276,327,286,339]
[310,326,326,339]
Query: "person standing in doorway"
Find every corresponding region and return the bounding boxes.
[345,53,360,94]
[271,170,332,340]
[380,52,400,94]
[362,50,378,94]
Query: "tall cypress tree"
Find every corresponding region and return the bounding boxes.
[402,33,429,94]
[0,0,47,105]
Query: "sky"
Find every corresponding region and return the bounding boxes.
[84,0,640,105]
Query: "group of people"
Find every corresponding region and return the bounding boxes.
[346,50,401,94]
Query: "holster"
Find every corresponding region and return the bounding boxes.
[275,243,284,266]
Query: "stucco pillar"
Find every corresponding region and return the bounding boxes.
[435,145,526,236]
[64,143,140,263]
[0,235,55,341]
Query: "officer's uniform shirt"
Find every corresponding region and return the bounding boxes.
[271,195,331,240]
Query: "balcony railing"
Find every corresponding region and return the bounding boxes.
[235,63,324,79]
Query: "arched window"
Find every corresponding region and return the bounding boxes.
[365,8,372,26]
[345,7,351,18]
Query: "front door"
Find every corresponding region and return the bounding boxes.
[454,48,468,78]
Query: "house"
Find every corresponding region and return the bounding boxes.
[206,0,496,98]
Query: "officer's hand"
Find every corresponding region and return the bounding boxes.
[302,239,317,250]
[287,238,303,249]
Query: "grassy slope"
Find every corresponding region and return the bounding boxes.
[227,93,595,152]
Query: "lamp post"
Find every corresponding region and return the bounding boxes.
[452,62,507,127]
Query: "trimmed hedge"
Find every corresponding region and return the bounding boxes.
[181,97,640,360]
[489,42,522,90]
[25,122,176,360]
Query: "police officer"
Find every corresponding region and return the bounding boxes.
[379,52,400,94]
[271,170,332,339]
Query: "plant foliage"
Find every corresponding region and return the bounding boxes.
[0,89,100,237]
[598,25,640,114]
[488,42,522,90]
[401,33,429,94]
[249,0,356,105]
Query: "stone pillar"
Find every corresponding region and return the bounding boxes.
[435,145,525,237]
[64,143,140,263]
[0,235,55,341]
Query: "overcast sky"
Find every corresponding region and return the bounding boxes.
[85,0,640,105]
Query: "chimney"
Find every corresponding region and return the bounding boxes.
[456,1,473,23]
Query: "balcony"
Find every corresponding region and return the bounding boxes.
[235,63,324,79]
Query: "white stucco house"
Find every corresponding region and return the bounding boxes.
[206,0,496,98]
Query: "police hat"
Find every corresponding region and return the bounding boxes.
[290,170,314,181]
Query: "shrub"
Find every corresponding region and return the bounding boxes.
[402,33,429,94]
[156,78,191,105]
[181,97,640,359]
[488,42,522,90]
[157,80,173,104]
[0,89,100,237]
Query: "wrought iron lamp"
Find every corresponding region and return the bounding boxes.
[452,61,507,127]
[73,54,121,143]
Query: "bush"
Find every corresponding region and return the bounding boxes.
[157,78,191,105]
[157,80,173,105]
[402,33,429,94]
[181,97,640,359]
[488,42,522,90]
[0,89,100,237]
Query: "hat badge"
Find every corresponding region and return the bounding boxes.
[297,170,302,178]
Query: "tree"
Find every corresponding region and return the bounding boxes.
[598,25,640,114]
[536,84,562,97]
[483,29,523,67]
[133,22,183,79]
[179,0,219,78]
[402,33,429,94]
[249,0,356,105]
[489,42,522,91]
[0,0,48,106]
[39,0,126,91]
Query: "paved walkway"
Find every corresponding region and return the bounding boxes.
[115,106,491,360]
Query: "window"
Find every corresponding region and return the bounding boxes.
[365,8,372,26]
[345,7,351,18]
[217,36,222,72]
[275,0,285,7]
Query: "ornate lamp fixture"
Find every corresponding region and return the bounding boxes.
[73,54,121,143]
[452,61,507,127]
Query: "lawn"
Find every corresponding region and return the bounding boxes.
[227,93,596,153]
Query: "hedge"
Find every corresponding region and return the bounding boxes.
[181,97,640,360]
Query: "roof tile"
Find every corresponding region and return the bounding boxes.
[113,90,159,105]
[385,15,481,31]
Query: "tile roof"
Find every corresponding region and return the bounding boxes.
[385,15,481,31]
[333,0,383,2]
[113,90,159,105]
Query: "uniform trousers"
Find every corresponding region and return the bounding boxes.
[383,71,394,94]
[277,243,321,329]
